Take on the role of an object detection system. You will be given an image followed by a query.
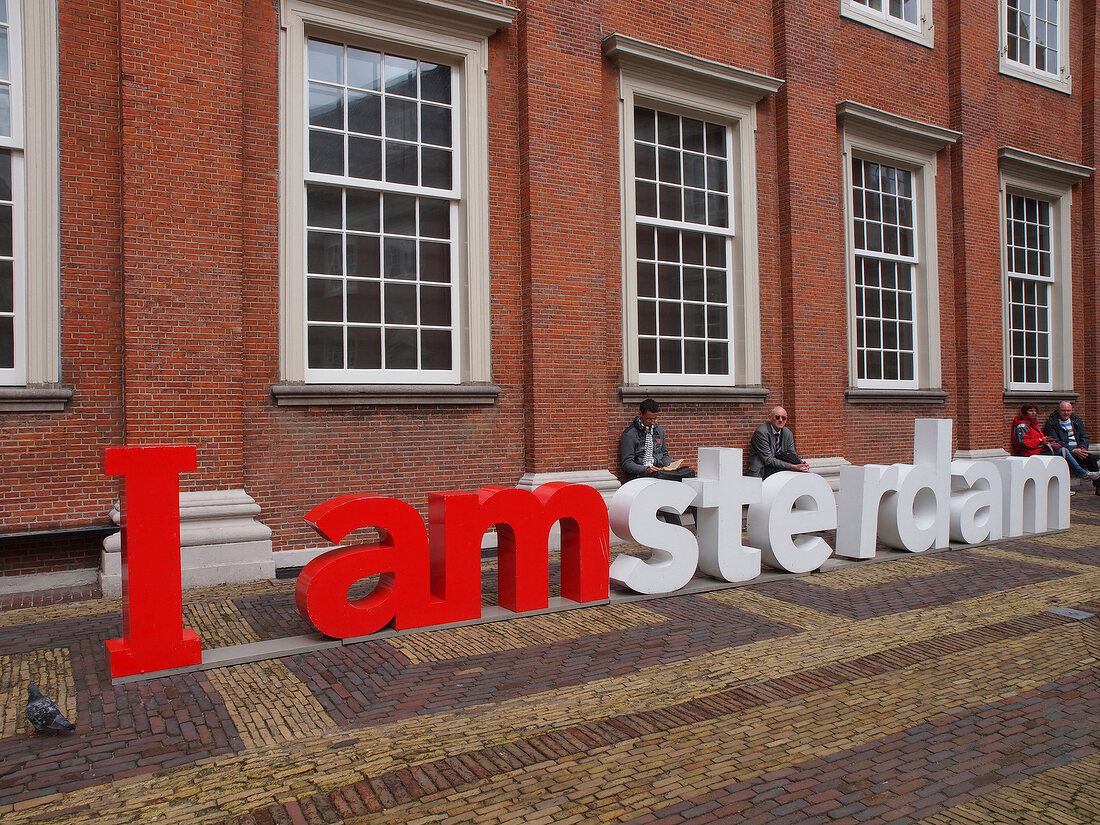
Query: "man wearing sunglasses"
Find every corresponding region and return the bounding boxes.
[747,406,810,478]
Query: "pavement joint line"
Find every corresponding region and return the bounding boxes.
[340,623,1096,825]
[4,570,1097,824]
[103,533,1082,683]
[914,752,1100,825]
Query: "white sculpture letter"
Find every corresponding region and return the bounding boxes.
[746,472,836,573]
[608,478,698,594]
[949,460,1004,544]
[685,448,763,582]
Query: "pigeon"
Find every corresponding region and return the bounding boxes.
[25,684,76,734]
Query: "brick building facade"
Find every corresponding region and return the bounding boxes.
[1,0,1096,583]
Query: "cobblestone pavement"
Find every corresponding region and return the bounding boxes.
[1,497,1098,824]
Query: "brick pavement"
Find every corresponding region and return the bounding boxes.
[0,497,1097,824]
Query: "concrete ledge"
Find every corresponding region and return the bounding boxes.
[0,567,98,595]
[0,385,73,412]
[101,489,274,597]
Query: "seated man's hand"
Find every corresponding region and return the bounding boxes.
[645,465,659,474]
[793,462,810,472]
[1073,447,1090,459]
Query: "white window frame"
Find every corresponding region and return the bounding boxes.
[999,0,1071,94]
[604,35,781,391]
[839,102,958,393]
[279,0,513,386]
[998,147,1089,393]
[0,0,59,390]
[840,0,934,48]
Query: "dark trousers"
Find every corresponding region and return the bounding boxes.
[625,468,697,525]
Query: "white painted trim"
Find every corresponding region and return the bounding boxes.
[840,0,934,48]
[610,40,774,390]
[0,0,58,387]
[841,108,950,392]
[998,0,1072,94]
[279,0,508,384]
[999,167,1076,393]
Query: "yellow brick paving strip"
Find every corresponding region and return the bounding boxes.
[353,622,1098,825]
[205,659,337,749]
[966,545,1099,574]
[183,601,262,649]
[809,556,966,590]
[0,647,76,737]
[385,603,667,663]
[1023,521,1100,551]
[700,588,849,630]
[0,578,290,629]
[917,752,1100,825]
[3,571,1097,824]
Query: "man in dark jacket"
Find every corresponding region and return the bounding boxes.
[1044,401,1100,493]
[619,398,694,524]
[748,406,810,478]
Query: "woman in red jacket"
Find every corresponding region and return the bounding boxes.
[1012,403,1098,482]
[1011,404,1053,456]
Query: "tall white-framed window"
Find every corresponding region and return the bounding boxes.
[998,147,1089,393]
[604,35,781,392]
[840,0,934,47]
[1000,0,1070,93]
[838,102,958,395]
[279,0,514,391]
[850,156,918,386]
[0,0,23,385]
[0,0,63,401]
[1004,192,1054,389]
[632,106,735,382]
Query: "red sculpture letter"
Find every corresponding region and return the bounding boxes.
[295,495,429,638]
[479,482,611,612]
[103,445,202,679]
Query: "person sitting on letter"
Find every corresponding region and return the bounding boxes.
[747,406,810,479]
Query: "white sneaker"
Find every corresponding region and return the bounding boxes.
[1084,470,1100,482]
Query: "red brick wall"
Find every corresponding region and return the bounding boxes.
[0,0,1096,571]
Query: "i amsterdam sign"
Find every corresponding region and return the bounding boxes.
[102,420,1071,679]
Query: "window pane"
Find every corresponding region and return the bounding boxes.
[347,279,380,323]
[307,277,343,321]
[420,62,451,104]
[420,329,452,369]
[421,104,451,147]
[348,91,381,135]
[309,84,343,129]
[385,141,418,184]
[0,316,11,369]
[0,260,11,313]
[420,241,451,283]
[385,328,417,369]
[308,40,343,83]
[421,147,452,189]
[307,185,342,228]
[348,327,382,369]
[309,130,344,175]
[347,47,381,91]
[346,189,380,232]
[308,325,344,369]
[384,282,417,323]
[346,235,380,278]
[384,55,417,97]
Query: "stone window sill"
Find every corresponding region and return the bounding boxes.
[619,385,769,405]
[845,388,947,404]
[0,386,73,412]
[271,382,501,407]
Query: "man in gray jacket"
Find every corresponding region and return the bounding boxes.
[748,406,809,478]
